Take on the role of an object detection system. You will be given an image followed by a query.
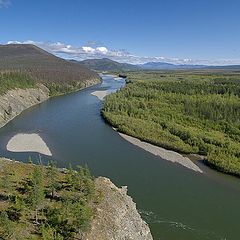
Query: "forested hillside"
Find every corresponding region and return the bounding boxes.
[78,58,139,71]
[0,44,100,96]
[102,71,240,176]
[0,159,96,239]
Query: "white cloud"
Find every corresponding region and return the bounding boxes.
[0,0,10,8]
[5,40,240,66]
[96,47,108,54]
[82,46,95,53]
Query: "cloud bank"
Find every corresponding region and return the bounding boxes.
[5,40,240,66]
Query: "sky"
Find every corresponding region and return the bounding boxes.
[1,0,240,65]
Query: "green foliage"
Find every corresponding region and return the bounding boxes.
[0,160,96,239]
[102,71,240,176]
[26,166,45,224]
[0,70,85,97]
[66,165,95,200]
[0,166,13,197]
[0,211,14,239]
[40,225,64,240]
[0,71,36,95]
[47,161,60,199]
[28,166,45,208]
[45,81,84,96]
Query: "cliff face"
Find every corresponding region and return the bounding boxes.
[85,177,153,240]
[0,84,49,128]
[0,76,100,129]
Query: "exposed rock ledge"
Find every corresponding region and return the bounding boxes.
[0,84,50,128]
[0,78,100,129]
[84,177,153,240]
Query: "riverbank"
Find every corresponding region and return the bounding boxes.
[117,131,203,173]
[0,84,50,129]
[0,78,101,130]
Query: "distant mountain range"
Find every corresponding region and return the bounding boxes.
[76,58,240,72]
[140,62,206,70]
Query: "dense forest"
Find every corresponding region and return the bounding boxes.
[0,159,97,240]
[102,71,240,176]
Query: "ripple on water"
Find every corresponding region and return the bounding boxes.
[139,209,227,240]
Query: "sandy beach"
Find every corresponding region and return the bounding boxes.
[118,132,203,173]
[6,133,52,156]
[91,90,109,100]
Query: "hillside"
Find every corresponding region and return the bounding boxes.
[0,158,153,240]
[78,58,139,71]
[0,44,101,128]
[0,44,100,87]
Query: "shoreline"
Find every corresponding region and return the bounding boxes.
[0,78,101,130]
[116,130,203,173]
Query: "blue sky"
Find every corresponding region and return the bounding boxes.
[1,0,240,65]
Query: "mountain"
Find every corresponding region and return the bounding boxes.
[206,65,240,70]
[140,62,206,70]
[77,58,239,71]
[77,58,139,71]
[0,44,100,84]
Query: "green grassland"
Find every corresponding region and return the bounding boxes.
[102,71,240,176]
[0,159,97,240]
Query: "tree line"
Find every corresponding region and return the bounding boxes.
[102,71,240,176]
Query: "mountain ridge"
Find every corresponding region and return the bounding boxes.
[0,44,100,85]
[77,57,240,71]
[76,58,138,71]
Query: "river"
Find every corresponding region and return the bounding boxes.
[0,75,240,240]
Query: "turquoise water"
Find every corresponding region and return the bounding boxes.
[0,75,240,240]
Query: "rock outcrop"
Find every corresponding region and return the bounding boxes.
[0,84,50,128]
[85,177,153,240]
[0,77,100,129]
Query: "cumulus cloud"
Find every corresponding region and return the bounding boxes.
[4,40,240,66]
[82,46,95,53]
[96,47,108,54]
[0,0,10,8]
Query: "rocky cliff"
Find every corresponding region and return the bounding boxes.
[85,177,153,240]
[0,84,49,128]
[0,158,153,240]
[0,76,100,129]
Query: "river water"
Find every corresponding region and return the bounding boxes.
[0,75,240,240]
